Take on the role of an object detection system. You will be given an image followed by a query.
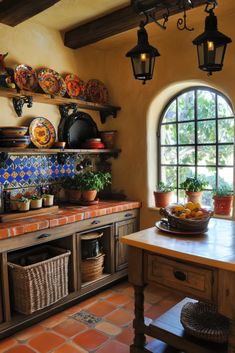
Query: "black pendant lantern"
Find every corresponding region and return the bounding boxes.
[126,21,160,84]
[192,3,232,75]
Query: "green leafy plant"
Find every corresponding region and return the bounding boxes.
[29,194,42,200]
[42,194,54,198]
[213,186,233,196]
[156,182,174,192]
[17,197,29,203]
[180,177,208,192]
[80,171,111,192]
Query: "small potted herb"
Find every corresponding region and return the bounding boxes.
[29,194,42,209]
[17,197,31,212]
[154,182,174,208]
[213,186,233,216]
[42,194,54,207]
[63,175,82,202]
[180,177,208,203]
[80,171,111,201]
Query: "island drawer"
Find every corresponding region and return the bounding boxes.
[145,254,214,301]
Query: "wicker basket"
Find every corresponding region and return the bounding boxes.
[160,205,212,232]
[180,301,229,343]
[8,245,71,315]
[81,253,105,282]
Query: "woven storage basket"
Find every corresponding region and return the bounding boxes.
[180,301,229,343]
[160,206,212,232]
[81,253,105,282]
[8,245,71,315]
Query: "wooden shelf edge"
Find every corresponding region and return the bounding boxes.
[0,87,121,111]
[0,147,121,155]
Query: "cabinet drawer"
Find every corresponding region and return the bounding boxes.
[145,254,214,301]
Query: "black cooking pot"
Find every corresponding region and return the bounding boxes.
[81,238,100,259]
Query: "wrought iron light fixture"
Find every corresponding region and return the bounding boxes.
[192,1,232,75]
[126,19,160,84]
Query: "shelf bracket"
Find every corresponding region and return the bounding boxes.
[12,96,33,117]
[0,152,9,168]
[100,108,118,124]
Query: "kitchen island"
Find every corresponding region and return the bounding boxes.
[0,200,140,338]
[122,219,235,353]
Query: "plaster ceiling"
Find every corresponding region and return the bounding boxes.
[30,0,129,31]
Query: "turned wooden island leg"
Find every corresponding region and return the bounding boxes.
[128,246,148,353]
[131,285,146,352]
[228,321,235,353]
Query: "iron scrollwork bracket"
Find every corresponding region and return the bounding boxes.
[100,108,118,124]
[12,96,33,117]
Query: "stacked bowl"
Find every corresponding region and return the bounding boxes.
[82,138,105,149]
[0,127,30,148]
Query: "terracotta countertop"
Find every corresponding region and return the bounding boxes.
[0,201,141,240]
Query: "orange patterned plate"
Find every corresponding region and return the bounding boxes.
[29,117,56,148]
[37,68,66,96]
[64,74,85,99]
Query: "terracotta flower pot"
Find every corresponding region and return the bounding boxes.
[67,189,82,202]
[154,191,173,208]
[186,191,203,204]
[213,195,233,216]
[82,190,97,202]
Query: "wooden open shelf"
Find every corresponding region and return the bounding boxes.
[0,87,121,123]
[142,298,227,353]
[0,147,121,155]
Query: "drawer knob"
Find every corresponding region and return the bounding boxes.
[37,233,51,239]
[125,213,133,217]
[91,220,100,225]
[174,270,187,281]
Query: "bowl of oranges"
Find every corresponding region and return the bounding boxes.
[160,202,212,232]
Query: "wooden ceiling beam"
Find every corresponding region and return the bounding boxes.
[64,0,206,49]
[0,0,61,26]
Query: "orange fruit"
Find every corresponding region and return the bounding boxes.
[185,202,194,211]
[195,210,203,218]
[179,212,186,218]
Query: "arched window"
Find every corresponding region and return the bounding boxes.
[158,87,234,206]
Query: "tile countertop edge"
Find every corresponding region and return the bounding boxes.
[0,201,141,240]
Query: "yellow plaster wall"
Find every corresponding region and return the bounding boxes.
[0,2,234,230]
[75,2,235,229]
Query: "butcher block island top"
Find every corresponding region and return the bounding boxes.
[0,200,141,240]
[122,218,235,272]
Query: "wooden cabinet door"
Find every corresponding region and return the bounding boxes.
[115,218,137,271]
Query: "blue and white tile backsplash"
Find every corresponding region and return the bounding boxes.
[0,154,76,189]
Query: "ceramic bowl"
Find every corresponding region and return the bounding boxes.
[0,136,31,148]
[0,126,28,137]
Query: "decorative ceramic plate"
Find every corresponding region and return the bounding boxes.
[85,79,109,104]
[64,74,85,99]
[29,117,56,148]
[155,221,207,235]
[14,64,38,91]
[37,68,67,96]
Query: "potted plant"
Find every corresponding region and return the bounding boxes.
[63,175,82,202]
[213,186,234,216]
[42,194,54,207]
[80,171,111,201]
[180,177,208,203]
[154,182,174,208]
[17,197,31,212]
[29,194,43,209]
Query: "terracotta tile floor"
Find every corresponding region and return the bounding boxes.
[0,281,183,353]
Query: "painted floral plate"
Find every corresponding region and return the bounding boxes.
[85,79,109,104]
[37,68,66,96]
[29,117,56,148]
[14,64,38,91]
[64,74,85,99]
